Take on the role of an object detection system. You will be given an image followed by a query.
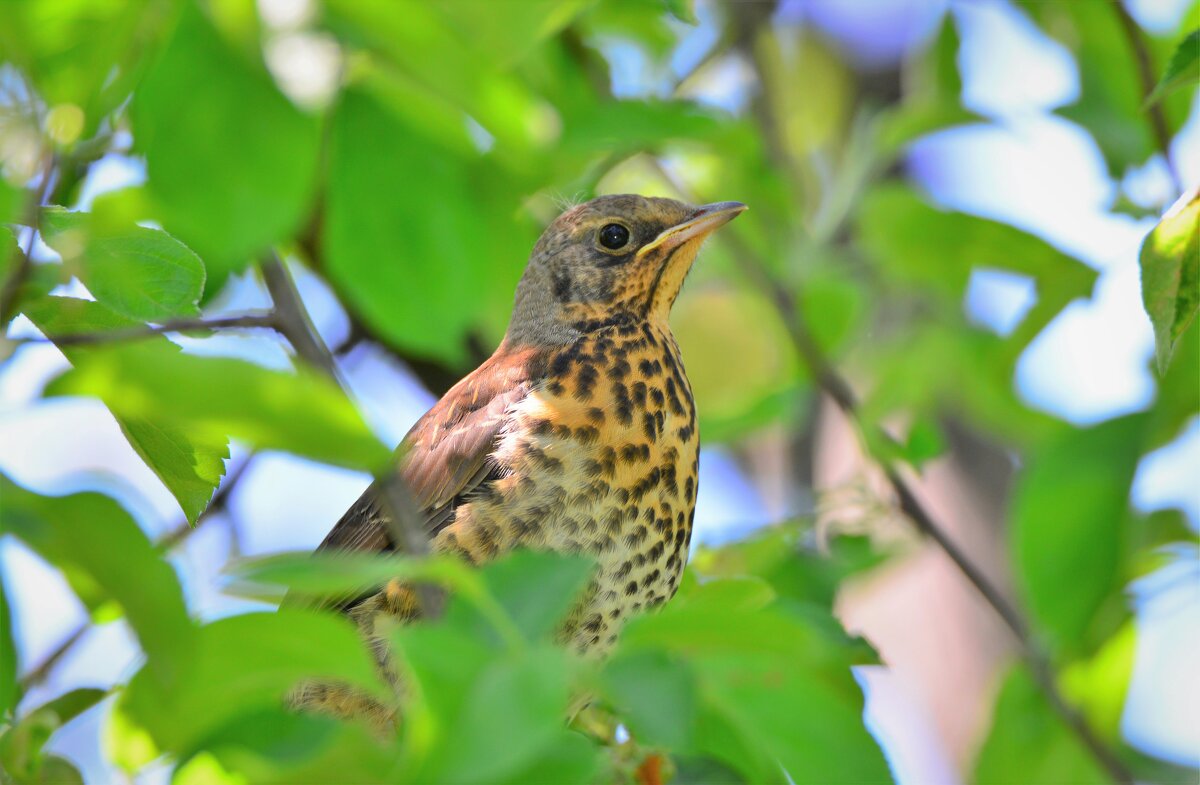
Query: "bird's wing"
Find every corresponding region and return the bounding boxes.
[316,345,544,555]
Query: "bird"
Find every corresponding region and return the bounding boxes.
[293,193,746,725]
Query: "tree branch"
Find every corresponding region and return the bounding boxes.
[258,252,443,616]
[729,226,1134,785]
[1113,0,1183,194]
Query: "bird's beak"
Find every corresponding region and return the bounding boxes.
[637,201,748,259]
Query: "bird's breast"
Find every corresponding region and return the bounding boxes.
[433,319,699,652]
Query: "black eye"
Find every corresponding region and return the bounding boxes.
[598,223,630,250]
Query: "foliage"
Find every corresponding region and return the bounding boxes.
[0,0,1197,784]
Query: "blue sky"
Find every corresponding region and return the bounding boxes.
[1,0,1197,782]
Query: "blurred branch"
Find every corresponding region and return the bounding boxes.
[15,622,87,693]
[1113,0,1183,194]
[21,313,278,346]
[261,253,341,380]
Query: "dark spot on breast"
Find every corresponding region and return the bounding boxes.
[642,412,657,442]
[625,581,639,596]
[587,407,605,423]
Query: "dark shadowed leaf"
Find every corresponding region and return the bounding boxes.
[1145,30,1199,106]
[132,4,320,286]
[40,207,205,321]
[0,477,195,684]
[472,549,595,643]
[44,339,389,471]
[1011,414,1147,656]
[1139,192,1199,373]
[601,649,697,749]
[24,297,228,523]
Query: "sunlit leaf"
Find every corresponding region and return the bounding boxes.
[24,297,228,523]
[0,477,195,684]
[40,207,205,321]
[132,3,321,287]
[119,611,387,754]
[44,339,390,471]
[1139,192,1199,373]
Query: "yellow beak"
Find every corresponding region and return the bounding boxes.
[637,201,748,258]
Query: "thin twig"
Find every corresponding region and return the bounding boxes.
[15,622,87,693]
[21,313,279,347]
[1113,0,1184,194]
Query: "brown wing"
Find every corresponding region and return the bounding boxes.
[316,345,544,555]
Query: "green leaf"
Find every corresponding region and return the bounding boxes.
[0,477,195,685]
[469,549,595,644]
[601,649,697,749]
[1011,415,1147,656]
[44,339,390,471]
[323,86,529,363]
[1139,192,1199,373]
[39,207,205,321]
[175,709,394,785]
[663,0,698,25]
[420,646,578,784]
[974,667,1107,785]
[859,186,1097,337]
[0,575,17,719]
[119,611,388,755]
[132,4,320,286]
[22,688,108,728]
[24,297,228,524]
[618,579,891,783]
[1145,30,1199,106]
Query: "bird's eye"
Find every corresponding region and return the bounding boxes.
[598,223,630,250]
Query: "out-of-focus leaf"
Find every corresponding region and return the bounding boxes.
[1144,29,1199,106]
[1011,414,1147,656]
[673,287,799,442]
[0,575,17,718]
[1019,2,1192,175]
[859,186,1097,340]
[24,297,228,523]
[881,14,976,152]
[1061,623,1136,742]
[323,86,531,363]
[119,611,387,754]
[1139,192,1199,373]
[664,0,697,24]
[617,577,890,783]
[44,340,390,471]
[974,667,1107,785]
[174,708,394,785]
[600,649,696,749]
[0,477,195,684]
[420,647,576,784]
[132,4,320,286]
[0,0,161,137]
[465,550,595,644]
[39,207,205,321]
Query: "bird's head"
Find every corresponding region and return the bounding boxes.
[506,194,746,346]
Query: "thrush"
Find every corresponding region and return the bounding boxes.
[296,193,745,723]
